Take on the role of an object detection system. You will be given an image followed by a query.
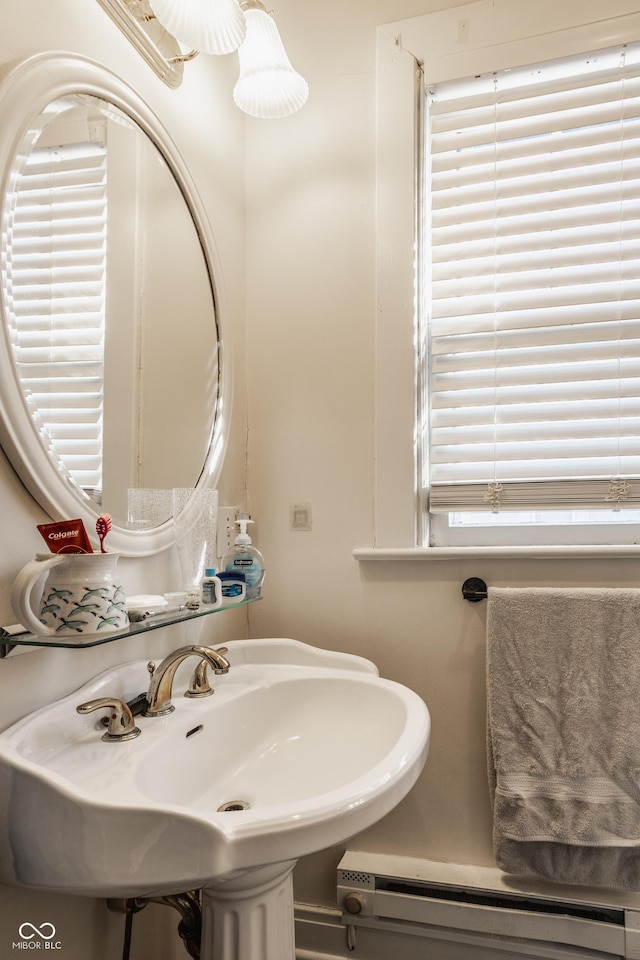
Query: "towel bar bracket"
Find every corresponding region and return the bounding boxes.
[462,577,488,602]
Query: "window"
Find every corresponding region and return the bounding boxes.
[371,0,640,555]
[5,139,107,498]
[421,42,640,547]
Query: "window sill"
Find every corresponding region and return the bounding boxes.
[354,545,640,560]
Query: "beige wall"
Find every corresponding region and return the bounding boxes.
[242,0,640,909]
[1,1,640,957]
[0,2,247,957]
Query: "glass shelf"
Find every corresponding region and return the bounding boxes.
[0,598,259,651]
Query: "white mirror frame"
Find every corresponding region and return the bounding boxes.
[0,53,231,557]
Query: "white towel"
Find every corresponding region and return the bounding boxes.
[487,586,640,890]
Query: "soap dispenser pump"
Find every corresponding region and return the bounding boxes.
[222,517,265,599]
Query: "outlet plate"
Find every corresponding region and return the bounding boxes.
[290,502,312,531]
[217,506,239,559]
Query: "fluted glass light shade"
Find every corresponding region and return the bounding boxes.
[148,0,247,55]
[233,0,308,119]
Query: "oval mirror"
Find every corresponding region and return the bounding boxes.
[0,55,229,556]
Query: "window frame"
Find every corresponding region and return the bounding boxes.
[367,0,640,558]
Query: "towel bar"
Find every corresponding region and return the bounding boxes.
[462,577,488,602]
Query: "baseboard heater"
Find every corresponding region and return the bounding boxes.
[336,852,640,959]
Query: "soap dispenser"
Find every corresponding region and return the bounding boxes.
[222,517,265,599]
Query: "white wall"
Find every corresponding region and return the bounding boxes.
[0,2,248,956]
[243,0,640,909]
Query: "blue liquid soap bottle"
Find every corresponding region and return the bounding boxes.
[222,517,265,599]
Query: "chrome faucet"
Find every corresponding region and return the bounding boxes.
[143,644,230,717]
[76,698,141,742]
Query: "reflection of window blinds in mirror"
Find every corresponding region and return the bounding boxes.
[5,142,107,496]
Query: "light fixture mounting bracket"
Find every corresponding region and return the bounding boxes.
[96,0,185,88]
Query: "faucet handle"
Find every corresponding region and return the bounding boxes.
[77,698,141,742]
[185,647,230,699]
[185,660,214,698]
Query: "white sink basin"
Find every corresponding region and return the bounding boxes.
[0,638,430,899]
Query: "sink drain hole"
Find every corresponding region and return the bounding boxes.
[217,799,250,812]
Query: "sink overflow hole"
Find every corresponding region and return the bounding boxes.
[186,724,204,739]
[217,800,251,812]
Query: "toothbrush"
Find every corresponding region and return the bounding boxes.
[96,514,112,553]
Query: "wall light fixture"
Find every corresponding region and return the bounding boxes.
[96,0,308,118]
[233,0,309,119]
[148,0,247,56]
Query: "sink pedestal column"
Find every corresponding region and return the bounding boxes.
[201,861,297,960]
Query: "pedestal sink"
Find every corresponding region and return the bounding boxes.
[0,638,430,960]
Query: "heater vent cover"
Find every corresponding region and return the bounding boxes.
[337,854,640,960]
[375,878,625,925]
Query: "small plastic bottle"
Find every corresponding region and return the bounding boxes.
[200,568,222,608]
[218,571,247,604]
[221,518,265,600]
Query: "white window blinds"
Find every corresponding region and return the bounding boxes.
[4,141,107,495]
[426,43,640,514]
